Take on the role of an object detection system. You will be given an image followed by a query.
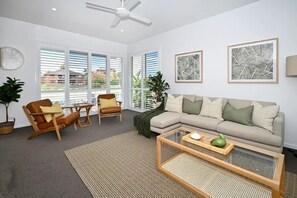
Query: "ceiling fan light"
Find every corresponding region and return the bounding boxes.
[116,7,129,18]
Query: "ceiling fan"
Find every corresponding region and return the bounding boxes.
[86,0,152,28]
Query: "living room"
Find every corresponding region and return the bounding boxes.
[0,0,296,197]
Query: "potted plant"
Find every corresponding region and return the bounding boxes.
[0,77,25,134]
[147,71,170,108]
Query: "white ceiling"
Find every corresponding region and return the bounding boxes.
[0,0,259,44]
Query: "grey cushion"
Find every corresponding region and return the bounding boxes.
[180,115,223,131]
[150,112,184,128]
[217,121,282,147]
[222,103,254,126]
[182,98,202,115]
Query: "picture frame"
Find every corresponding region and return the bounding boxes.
[175,50,203,83]
[228,38,278,83]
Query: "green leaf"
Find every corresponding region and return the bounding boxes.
[0,77,25,122]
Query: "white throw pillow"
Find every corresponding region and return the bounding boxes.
[200,97,223,120]
[252,101,280,133]
[165,94,183,113]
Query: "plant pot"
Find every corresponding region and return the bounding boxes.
[0,118,15,134]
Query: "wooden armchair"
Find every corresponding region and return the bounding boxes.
[23,99,80,141]
[97,94,122,124]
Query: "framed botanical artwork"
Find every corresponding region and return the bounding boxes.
[175,50,203,83]
[228,38,278,83]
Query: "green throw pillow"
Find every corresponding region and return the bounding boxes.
[182,98,202,115]
[223,103,254,126]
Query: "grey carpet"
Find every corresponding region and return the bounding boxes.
[0,110,139,198]
[65,131,296,198]
[0,109,296,198]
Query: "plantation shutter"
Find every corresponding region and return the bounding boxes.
[130,51,159,111]
[40,48,66,104]
[110,57,123,102]
[132,55,142,88]
[131,55,142,108]
[144,51,158,110]
[40,49,66,91]
[145,51,158,78]
[69,51,88,89]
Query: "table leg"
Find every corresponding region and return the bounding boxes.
[280,163,285,197]
[85,107,92,126]
[76,108,83,128]
[156,137,161,170]
[75,106,93,128]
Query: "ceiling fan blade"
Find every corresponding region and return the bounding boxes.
[124,0,141,11]
[129,12,152,25]
[111,16,122,28]
[86,2,116,14]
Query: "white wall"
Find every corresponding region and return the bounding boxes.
[0,16,127,128]
[128,0,297,149]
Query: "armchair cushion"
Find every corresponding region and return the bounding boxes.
[97,93,122,124]
[40,102,64,122]
[99,98,117,108]
[101,106,121,114]
[37,111,80,130]
[26,99,52,124]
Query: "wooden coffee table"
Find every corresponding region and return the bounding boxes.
[73,103,94,128]
[156,127,285,198]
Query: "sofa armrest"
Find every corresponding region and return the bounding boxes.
[273,112,284,141]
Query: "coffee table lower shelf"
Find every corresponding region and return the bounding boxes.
[160,152,272,198]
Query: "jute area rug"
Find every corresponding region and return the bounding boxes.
[65,131,296,198]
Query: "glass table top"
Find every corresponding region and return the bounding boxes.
[163,130,277,180]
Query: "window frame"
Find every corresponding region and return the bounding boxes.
[129,49,160,112]
[38,43,125,113]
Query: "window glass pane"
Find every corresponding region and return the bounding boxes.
[91,90,106,112]
[91,90,106,105]
[40,49,65,91]
[110,57,123,88]
[111,89,122,103]
[69,51,88,89]
[41,92,65,105]
[132,55,142,88]
[40,47,125,112]
[91,54,107,89]
[69,92,88,105]
[130,51,158,111]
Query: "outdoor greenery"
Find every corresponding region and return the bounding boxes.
[0,77,25,122]
[132,71,142,107]
[132,71,141,88]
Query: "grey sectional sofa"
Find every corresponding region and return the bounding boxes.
[150,95,284,153]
